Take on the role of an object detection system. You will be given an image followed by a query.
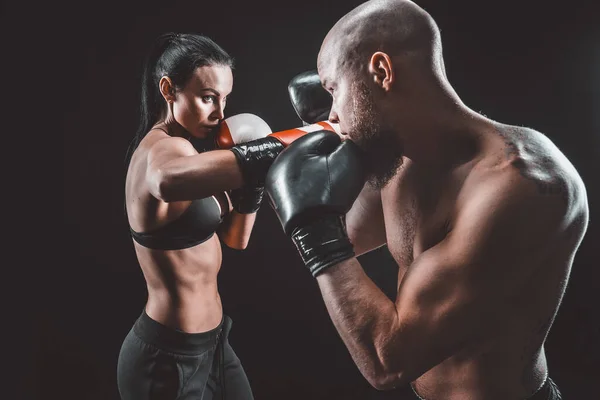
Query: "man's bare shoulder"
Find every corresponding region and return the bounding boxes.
[460,125,588,239]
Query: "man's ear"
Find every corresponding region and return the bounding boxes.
[368,52,394,91]
[159,76,176,103]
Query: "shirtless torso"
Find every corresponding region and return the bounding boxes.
[344,123,588,399]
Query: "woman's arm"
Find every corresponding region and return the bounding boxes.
[146,136,244,202]
[217,207,257,250]
[217,184,265,250]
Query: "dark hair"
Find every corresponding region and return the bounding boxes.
[125,33,234,166]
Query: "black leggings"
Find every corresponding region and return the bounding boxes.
[117,310,253,400]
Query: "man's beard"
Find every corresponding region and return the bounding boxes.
[348,82,403,189]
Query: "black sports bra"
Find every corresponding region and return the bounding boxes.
[130,195,223,250]
[129,127,224,250]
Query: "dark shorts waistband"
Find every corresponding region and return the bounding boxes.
[133,309,228,355]
[408,374,561,400]
[530,376,561,400]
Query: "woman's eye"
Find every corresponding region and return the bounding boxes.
[202,95,215,103]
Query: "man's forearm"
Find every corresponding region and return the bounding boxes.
[316,257,402,388]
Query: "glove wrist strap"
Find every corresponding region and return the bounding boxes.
[230,137,284,186]
[290,215,355,277]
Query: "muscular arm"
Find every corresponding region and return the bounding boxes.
[345,181,386,257]
[146,136,244,202]
[316,172,568,390]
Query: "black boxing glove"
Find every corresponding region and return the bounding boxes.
[229,136,285,213]
[265,130,366,276]
[230,137,285,187]
[288,70,333,125]
[228,185,265,214]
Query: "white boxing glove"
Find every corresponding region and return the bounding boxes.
[215,113,272,148]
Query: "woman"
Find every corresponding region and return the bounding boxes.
[118,32,283,400]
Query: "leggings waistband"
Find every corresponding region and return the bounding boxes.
[133,309,225,355]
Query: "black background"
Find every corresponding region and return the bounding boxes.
[16,0,600,398]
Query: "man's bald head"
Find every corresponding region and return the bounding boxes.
[315,1,450,188]
[318,0,443,79]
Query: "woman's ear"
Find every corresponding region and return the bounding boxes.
[159,76,176,103]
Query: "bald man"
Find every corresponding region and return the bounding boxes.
[265,0,589,399]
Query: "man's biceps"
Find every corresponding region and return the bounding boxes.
[346,195,383,227]
[419,253,519,312]
[345,203,367,234]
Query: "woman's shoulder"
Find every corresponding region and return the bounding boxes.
[144,129,195,156]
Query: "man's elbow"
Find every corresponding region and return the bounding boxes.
[362,355,414,391]
[365,370,410,391]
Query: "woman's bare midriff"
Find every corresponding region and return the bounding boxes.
[133,234,225,333]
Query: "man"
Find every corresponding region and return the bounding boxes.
[265,0,589,398]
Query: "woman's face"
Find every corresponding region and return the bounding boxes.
[173,64,233,138]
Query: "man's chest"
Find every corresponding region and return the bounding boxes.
[381,167,459,269]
